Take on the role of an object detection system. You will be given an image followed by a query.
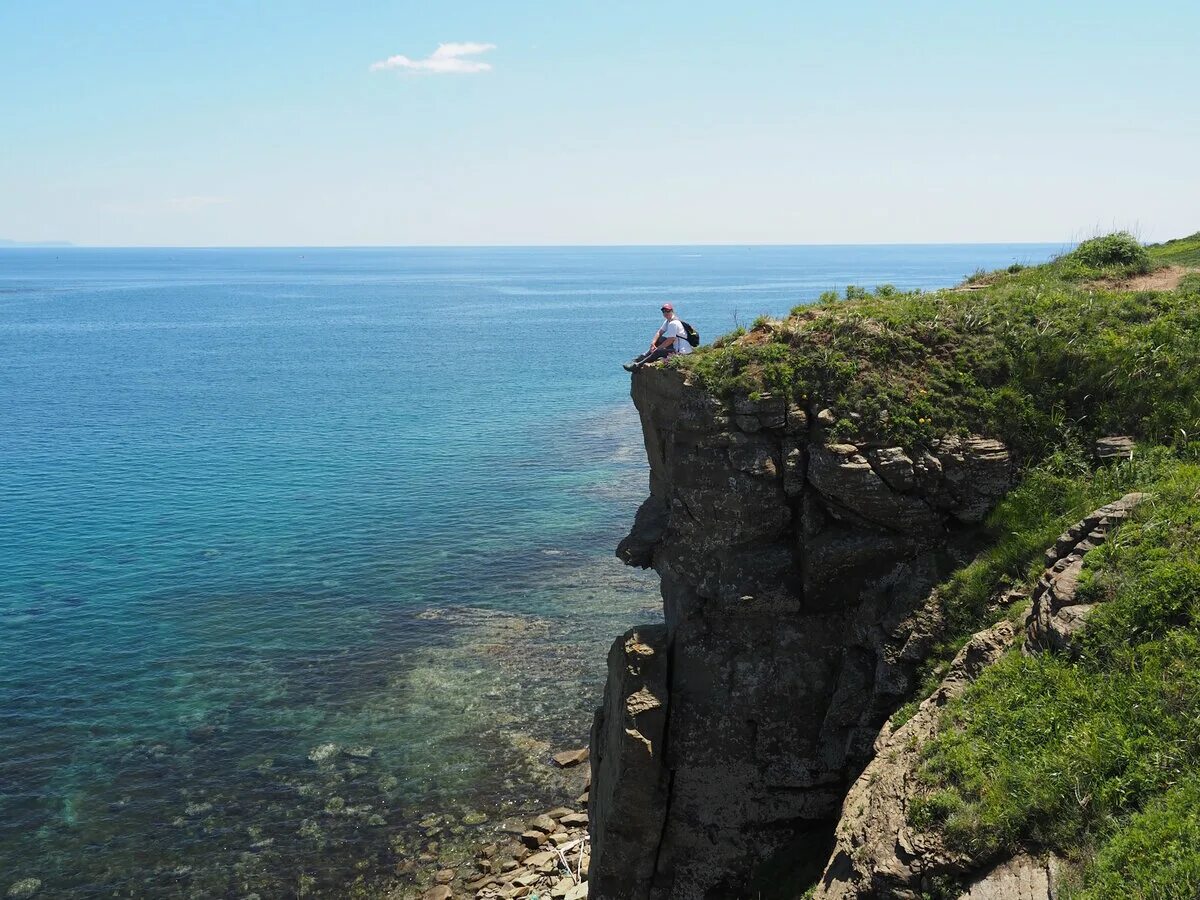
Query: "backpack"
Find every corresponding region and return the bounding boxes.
[680,320,700,347]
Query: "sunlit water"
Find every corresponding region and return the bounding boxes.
[0,244,1062,896]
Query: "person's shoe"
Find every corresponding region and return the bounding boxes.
[622,362,637,372]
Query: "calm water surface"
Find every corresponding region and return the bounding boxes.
[0,244,1062,896]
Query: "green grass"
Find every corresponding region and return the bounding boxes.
[1149,231,1200,267]
[909,453,1200,898]
[672,232,1200,458]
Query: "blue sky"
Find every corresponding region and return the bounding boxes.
[1,0,1197,246]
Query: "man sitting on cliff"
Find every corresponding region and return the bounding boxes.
[623,303,692,371]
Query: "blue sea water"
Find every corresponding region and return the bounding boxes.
[0,244,1062,896]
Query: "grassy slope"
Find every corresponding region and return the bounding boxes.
[673,233,1200,460]
[912,450,1200,898]
[674,232,1200,896]
[1149,231,1200,267]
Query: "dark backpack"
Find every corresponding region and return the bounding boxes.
[680,320,700,347]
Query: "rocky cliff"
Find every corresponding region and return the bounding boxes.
[588,366,1013,898]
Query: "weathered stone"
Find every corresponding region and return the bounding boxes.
[544,807,575,819]
[958,854,1064,900]
[563,883,589,900]
[616,495,669,569]
[423,887,453,900]
[557,812,588,827]
[551,748,590,769]
[435,870,455,885]
[866,447,916,492]
[529,814,558,834]
[523,851,556,869]
[1094,435,1135,462]
[1026,493,1146,656]
[518,831,544,849]
[934,436,1013,523]
[589,625,670,899]
[785,405,809,435]
[808,443,943,534]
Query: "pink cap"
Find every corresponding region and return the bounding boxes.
[660,302,674,311]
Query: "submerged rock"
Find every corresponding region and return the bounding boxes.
[6,880,41,899]
[307,743,339,764]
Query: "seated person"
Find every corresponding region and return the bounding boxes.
[624,302,692,371]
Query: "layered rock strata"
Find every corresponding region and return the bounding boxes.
[811,493,1145,899]
[590,367,1014,898]
[1025,493,1146,656]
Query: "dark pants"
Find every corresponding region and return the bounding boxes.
[630,344,676,369]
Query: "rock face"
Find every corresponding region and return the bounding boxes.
[589,367,1015,898]
[812,620,1018,899]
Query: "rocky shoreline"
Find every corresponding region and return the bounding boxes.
[391,748,593,900]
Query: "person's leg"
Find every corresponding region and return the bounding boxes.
[625,347,658,371]
[624,344,680,371]
[646,346,675,365]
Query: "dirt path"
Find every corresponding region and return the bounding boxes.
[1092,265,1194,292]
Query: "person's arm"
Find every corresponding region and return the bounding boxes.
[649,324,666,350]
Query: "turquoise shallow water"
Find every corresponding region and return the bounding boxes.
[0,245,1061,896]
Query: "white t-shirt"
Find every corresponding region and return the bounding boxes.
[661,317,692,354]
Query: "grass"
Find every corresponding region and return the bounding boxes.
[1148,231,1200,267]
[908,451,1200,898]
[671,232,1200,458]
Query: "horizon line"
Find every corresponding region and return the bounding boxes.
[0,239,1073,251]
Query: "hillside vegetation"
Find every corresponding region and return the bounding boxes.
[674,232,1200,459]
[1149,230,1200,267]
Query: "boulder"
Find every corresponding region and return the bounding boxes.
[529,814,558,834]
[551,748,590,769]
[958,854,1064,900]
[1094,435,1135,462]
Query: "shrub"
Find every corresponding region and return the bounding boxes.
[1061,232,1152,279]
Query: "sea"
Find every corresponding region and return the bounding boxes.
[0,244,1063,897]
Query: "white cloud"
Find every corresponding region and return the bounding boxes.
[370,42,496,74]
[168,196,230,212]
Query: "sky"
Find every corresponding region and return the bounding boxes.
[1,0,1198,246]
